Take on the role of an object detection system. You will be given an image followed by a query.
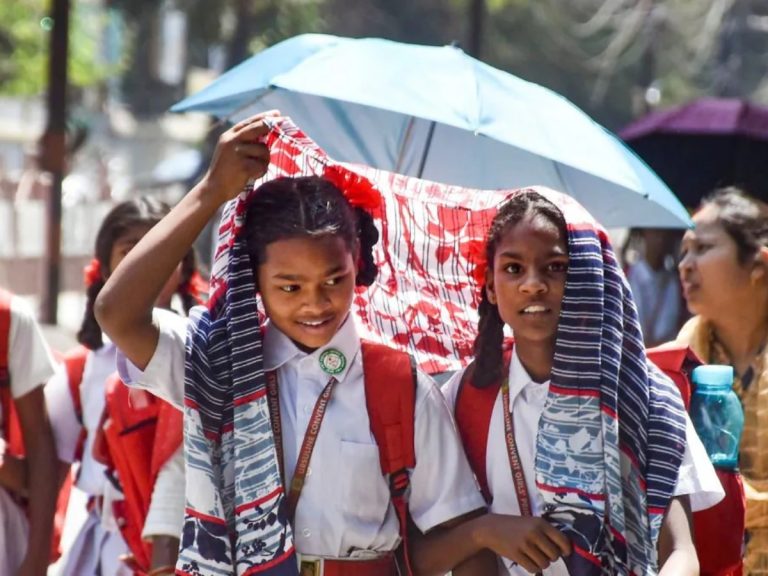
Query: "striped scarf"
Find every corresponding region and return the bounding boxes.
[179,119,685,575]
[529,189,687,575]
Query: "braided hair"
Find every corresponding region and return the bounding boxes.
[242,176,379,289]
[78,196,203,350]
[472,190,567,388]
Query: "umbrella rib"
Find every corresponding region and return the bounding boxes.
[395,117,418,173]
[417,121,438,179]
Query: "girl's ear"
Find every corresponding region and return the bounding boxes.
[485,267,497,305]
[751,246,768,284]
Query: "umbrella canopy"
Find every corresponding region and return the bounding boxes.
[621,98,768,206]
[172,33,690,228]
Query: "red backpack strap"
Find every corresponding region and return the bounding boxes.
[63,346,88,424]
[454,363,499,503]
[0,289,20,455]
[0,289,11,389]
[63,346,89,460]
[646,342,702,410]
[454,342,513,504]
[361,341,416,576]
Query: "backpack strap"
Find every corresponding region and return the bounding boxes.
[62,346,89,459]
[0,289,11,389]
[0,289,15,452]
[646,342,702,410]
[454,363,499,503]
[454,342,513,504]
[361,341,416,576]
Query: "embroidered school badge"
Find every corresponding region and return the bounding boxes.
[319,348,346,375]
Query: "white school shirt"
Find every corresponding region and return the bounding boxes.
[45,342,125,533]
[118,308,486,558]
[0,295,57,575]
[442,347,725,576]
[5,295,57,399]
[142,446,185,539]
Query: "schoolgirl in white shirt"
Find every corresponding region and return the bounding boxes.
[46,197,198,576]
[440,189,724,575]
[96,113,488,575]
[0,291,58,576]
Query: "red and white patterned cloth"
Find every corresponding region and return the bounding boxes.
[248,117,516,373]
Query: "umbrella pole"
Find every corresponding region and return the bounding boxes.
[417,121,437,178]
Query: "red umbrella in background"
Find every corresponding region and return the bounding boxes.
[621,98,768,207]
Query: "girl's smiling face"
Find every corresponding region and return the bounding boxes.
[257,234,358,352]
[485,213,569,356]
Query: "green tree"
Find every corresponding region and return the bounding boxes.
[0,0,110,96]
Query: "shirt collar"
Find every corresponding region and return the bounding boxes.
[263,314,361,383]
[507,346,550,403]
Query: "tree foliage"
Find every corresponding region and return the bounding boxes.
[0,0,110,96]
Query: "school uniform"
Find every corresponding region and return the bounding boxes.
[442,347,725,576]
[142,446,185,542]
[46,341,132,576]
[0,296,57,575]
[118,308,485,560]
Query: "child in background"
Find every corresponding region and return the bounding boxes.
[442,188,724,575]
[46,197,198,576]
[95,113,488,575]
[0,288,58,576]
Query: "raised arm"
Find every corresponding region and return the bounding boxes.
[95,113,275,369]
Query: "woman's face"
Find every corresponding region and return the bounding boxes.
[678,204,756,318]
[257,234,357,352]
[485,213,569,354]
[108,224,182,309]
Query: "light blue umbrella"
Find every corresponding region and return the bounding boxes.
[172,34,690,228]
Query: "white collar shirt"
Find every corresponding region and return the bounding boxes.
[118,308,485,559]
[442,347,724,576]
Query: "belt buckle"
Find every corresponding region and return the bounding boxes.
[299,558,322,576]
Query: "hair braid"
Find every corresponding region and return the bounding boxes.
[354,207,379,287]
[78,277,106,350]
[472,288,506,388]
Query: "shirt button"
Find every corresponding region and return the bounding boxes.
[303,404,311,415]
[302,528,311,538]
[307,467,312,477]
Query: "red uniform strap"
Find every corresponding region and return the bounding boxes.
[62,346,88,424]
[62,345,89,461]
[454,343,514,504]
[0,289,26,457]
[0,288,11,389]
[361,341,416,576]
[646,342,702,410]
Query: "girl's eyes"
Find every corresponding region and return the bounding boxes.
[277,277,344,293]
[503,262,568,274]
[548,261,568,273]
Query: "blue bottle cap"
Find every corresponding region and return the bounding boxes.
[692,364,734,387]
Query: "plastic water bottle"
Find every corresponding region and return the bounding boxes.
[689,365,744,470]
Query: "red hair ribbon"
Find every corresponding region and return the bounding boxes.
[83,258,103,288]
[322,165,382,214]
[464,240,488,287]
[180,271,209,305]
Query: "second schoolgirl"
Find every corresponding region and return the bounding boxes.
[442,188,725,575]
[47,197,199,576]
